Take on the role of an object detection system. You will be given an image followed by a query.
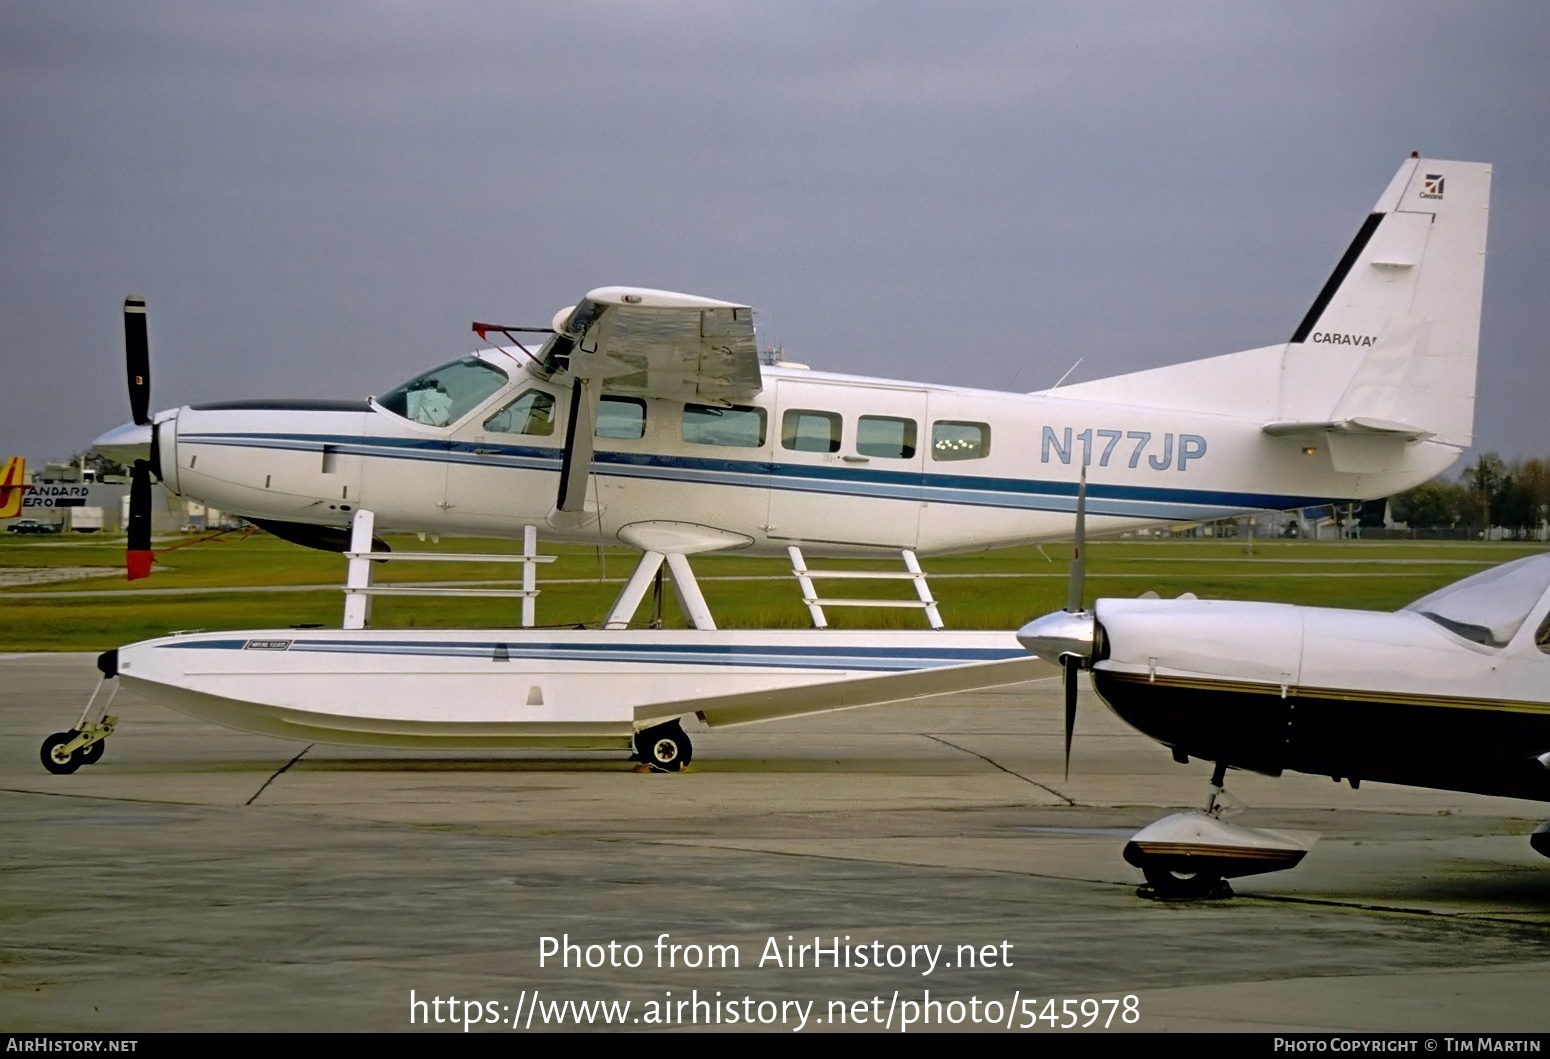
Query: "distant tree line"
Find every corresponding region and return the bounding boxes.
[1389,453,1550,537]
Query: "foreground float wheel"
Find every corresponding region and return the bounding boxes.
[40,731,83,775]
[635,721,693,773]
[1141,863,1225,899]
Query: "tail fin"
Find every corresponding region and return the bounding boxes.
[1041,156,1491,462]
[1272,156,1491,448]
[0,457,28,519]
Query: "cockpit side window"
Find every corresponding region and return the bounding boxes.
[484,389,556,436]
[378,357,510,427]
[1404,554,1550,648]
[1537,612,1550,655]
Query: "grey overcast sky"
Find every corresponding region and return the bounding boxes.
[3,2,1547,471]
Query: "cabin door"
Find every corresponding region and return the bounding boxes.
[765,379,925,552]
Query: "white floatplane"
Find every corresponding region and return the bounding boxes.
[94,155,1490,608]
[47,155,1497,774]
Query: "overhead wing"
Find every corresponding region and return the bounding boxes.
[541,287,761,521]
[541,286,762,403]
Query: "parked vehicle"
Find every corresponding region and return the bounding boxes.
[6,519,58,535]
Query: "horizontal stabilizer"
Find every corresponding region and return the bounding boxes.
[1261,418,1432,441]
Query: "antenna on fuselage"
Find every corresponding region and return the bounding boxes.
[1048,357,1084,393]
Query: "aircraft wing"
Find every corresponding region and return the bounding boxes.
[543,286,762,402]
[634,655,1052,729]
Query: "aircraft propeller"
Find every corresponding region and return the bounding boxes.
[1016,465,1098,778]
[1062,466,1088,776]
[122,296,157,580]
[125,295,150,427]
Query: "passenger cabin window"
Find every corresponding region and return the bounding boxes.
[932,421,990,461]
[683,404,766,448]
[483,389,555,436]
[857,416,917,459]
[782,409,841,453]
[378,357,509,427]
[597,396,647,440]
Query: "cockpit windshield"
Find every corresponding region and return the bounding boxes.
[377,357,510,426]
[1403,553,1550,647]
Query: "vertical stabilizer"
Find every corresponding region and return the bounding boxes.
[0,457,29,519]
[1274,157,1491,448]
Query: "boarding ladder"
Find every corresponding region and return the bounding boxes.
[340,509,555,630]
[786,546,943,630]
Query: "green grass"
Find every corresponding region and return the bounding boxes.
[1,531,1543,651]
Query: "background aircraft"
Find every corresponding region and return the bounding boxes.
[0,457,29,519]
[1017,527,1550,898]
[90,156,1491,635]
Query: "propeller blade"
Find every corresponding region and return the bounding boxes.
[126,460,153,580]
[124,296,150,427]
[1063,654,1080,779]
[1065,464,1087,613]
[1063,465,1088,777]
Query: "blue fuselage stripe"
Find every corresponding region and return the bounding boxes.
[179,430,1345,516]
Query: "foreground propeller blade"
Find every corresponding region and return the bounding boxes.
[1063,655,1079,778]
[1065,464,1087,613]
[127,461,153,580]
[124,296,150,426]
[1063,464,1087,776]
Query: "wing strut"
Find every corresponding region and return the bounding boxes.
[553,378,599,518]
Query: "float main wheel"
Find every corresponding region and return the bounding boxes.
[635,721,693,772]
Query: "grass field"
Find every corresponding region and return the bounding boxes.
[1,530,1545,651]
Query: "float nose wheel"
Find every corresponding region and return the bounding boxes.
[39,718,115,775]
[41,732,83,775]
[633,720,693,773]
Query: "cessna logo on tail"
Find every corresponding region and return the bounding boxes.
[1421,174,1445,199]
[1310,332,1377,347]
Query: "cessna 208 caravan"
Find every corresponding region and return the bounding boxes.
[95,156,1489,595]
[53,155,1494,774]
